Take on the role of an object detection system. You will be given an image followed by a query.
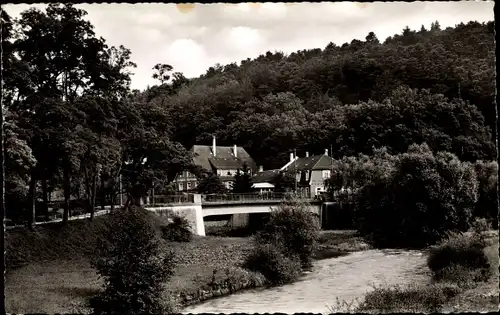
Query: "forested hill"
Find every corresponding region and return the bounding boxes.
[143,21,496,170]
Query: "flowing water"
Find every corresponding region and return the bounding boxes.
[183,249,429,314]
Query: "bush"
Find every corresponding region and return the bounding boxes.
[90,207,177,314]
[256,195,320,268]
[243,243,302,285]
[471,217,491,234]
[431,263,489,288]
[427,231,490,284]
[357,282,461,313]
[353,144,478,248]
[474,161,498,229]
[161,216,193,242]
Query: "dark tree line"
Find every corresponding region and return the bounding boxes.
[2,4,496,227]
[2,5,191,226]
[143,20,494,170]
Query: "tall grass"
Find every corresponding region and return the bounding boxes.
[356,283,461,313]
[344,226,497,313]
[427,230,491,286]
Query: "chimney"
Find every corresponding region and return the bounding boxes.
[290,152,294,162]
[306,151,309,157]
[259,165,263,172]
[324,149,328,156]
[212,135,216,157]
[233,144,237,157]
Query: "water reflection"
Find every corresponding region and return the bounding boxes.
[183,249,428,314]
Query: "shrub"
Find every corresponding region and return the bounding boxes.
[431,263,489,288]
[161,216,193,242]
[427,231,490,284]
[471,217,492,235]
[257,195,320,268]
[354,144,479,248]
[474,160,498,229]
[243,243,302,285]
[90,207,177,314]
[357,282,461,313]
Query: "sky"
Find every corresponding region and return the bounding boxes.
[3,1,495,91]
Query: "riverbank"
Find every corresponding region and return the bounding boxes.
[348,230,499,313]
[5,213,370,313]
[439,231,499,313]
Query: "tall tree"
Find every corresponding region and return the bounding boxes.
[232,162,253,193]
[197,171,226,194]
[152,63,173,85]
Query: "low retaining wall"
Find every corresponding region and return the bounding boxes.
[179,271,267,307]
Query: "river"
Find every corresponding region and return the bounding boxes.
[183,249,429,314]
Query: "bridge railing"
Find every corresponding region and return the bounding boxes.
[201,192,313,204]
[153,194,195,205]
[202,192,285,203]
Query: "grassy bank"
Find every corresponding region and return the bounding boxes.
[5,213,367,313]
[339,229,499,313]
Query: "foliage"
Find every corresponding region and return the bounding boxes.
[327,297,361,313]
[243,243,302,285]
[232,162,253,193]
[2,4,192,222]
[197,171,226,194]
[161,216,193,242]
[256,195,320,268]
[3,3,496,230]
[270,171,296,192]
[351,143,479,248]
[356,283,461,313]
[427,230,490,284]
[90,207,176,314]
[146,21,494,169]
[474,161,498,228]
[3,108,37,223]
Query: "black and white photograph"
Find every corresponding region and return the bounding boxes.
[1,1,498,314]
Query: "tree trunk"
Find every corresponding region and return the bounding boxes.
[124,195,132,209]
[28,175,36,230]
[42,179,49,221]
[63,164,70,224]
[110,191,115,211]
[90,173,97,220]
[100,176,105,210]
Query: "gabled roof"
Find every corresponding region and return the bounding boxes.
[283,154,334,172]
[252,169,281,183]
[191,145,258,173]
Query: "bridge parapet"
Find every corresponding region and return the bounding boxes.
[153,194,197,205]
[152,192,318,207]
[201,192,313,204]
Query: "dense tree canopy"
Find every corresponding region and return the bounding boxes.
[2,4,496,227]
[2,5,190,224]
[144,20,495,170]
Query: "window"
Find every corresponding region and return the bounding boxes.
[179,183,184,190]
[187,182,191,189]
[322,170,331,179]
[227,171,231,176]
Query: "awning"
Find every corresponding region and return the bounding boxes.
[252,182,275,189]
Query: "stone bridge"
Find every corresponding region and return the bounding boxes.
[144,193,323,236]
